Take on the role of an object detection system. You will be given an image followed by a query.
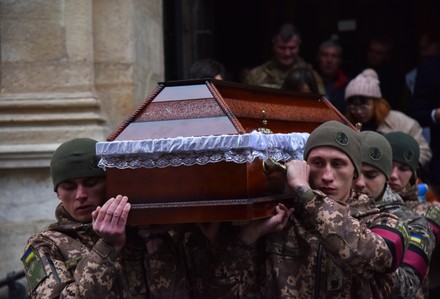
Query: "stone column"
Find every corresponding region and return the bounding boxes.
[0,0,164,282]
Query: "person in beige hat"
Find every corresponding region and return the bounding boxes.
[344,68,432,172]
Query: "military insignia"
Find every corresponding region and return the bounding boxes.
[335,131,349,146]
[369,146,381,160]
[403,150,414,162]
[21,247,47,291]
[410,232,422,245]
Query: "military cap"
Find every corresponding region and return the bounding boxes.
[359,131,392,180]
[304,120,361,177]
[50,138,105,191]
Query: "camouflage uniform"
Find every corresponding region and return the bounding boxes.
[399,184,440,298]
[244,58,325,94]
[198,188,409,299]
[22,204,189,299]
[375,185,435,298]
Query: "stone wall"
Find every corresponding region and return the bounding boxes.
[0,0,164,289]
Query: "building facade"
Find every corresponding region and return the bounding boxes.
[0,0,164,289]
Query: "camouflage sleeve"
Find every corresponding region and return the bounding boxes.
[208,231,259,298]
[297,189,409,275]
[73,239,121,296]
[406,201,440,246]
[390,215,434,298]
[425,202,440,246]
[22,233,121,299]
[182,224,258,299]
[144,232,190,299]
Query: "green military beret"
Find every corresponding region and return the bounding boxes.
[50,138,105,191]
[384,131,420,176]
[359,131,392,180]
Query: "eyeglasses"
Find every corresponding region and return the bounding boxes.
[347,96,374,111]
[348,103,373,112]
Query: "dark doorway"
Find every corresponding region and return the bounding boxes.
[163,0,440,82]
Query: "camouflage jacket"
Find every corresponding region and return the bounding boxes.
[22,204,189,299]
[400,184,440,297]
[244,57,325,94]
[400,184,440,246]
[375,185,435,298]
[200,189,409,299]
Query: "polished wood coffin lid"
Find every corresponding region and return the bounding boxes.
[98,79,353,225]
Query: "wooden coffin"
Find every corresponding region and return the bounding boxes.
[97,79,353,225]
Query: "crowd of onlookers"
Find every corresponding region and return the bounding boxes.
[189,23,440,202]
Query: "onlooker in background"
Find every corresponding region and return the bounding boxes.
[344,68,432,171]
[188,58,226,80]
[361,35,405,112]
[244,23,325,93]
[402,30,438,143]
[409,27,440,198]
[281,66,319,94]
[315,35,349,113]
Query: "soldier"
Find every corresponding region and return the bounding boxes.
[244,23,325,93]
[204,120,410,298]
[21,138,189,298]
[385,131,440,298]
[354,131,435,298]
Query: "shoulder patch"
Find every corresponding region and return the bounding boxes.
[409,232,422,245]
[21,247,47,291]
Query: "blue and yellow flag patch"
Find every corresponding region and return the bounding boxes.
[410,232,423,245]
[21,247,47,291]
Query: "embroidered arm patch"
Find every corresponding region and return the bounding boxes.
[21,246,48,291]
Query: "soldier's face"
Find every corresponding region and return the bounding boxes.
[307,146,355,201]
[354,163,387,200]
[56,177,106,223]
[389,161,413,192]
[273,35,300,69]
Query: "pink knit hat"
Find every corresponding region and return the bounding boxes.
[344,68,382,100]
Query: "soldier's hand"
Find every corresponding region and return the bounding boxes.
[239,203,293,245]
[286,160,310,190]
[92,195,131,252]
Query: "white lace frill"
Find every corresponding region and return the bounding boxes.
[96,131,309,169]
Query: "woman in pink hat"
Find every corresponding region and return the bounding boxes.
[344,68,432,173]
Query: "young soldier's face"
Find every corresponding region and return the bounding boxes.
[307,146,355,201]
[389,161,413,192]
[354,163,387,200]
[56,177,106,223]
